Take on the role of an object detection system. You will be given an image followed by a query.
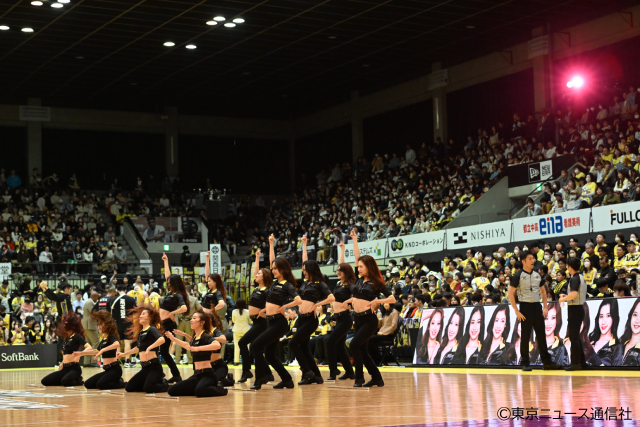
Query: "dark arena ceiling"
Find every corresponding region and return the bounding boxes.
[0,0,638,119]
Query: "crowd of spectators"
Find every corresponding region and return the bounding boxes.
[383,231,639,324]
[225,86,640,266]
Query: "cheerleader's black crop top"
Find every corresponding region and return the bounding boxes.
[299,281,332,303]
[249,283,268,309]
[333,281,354,303]
[160,292,186,312]
[352,279,392,302]
[137,326,163,351]
[210,328,224,353]
[266,280,299,306]
[98,335,119,358]
[190,332,215,362]
[202,290,224,311]
[63,334,87,355]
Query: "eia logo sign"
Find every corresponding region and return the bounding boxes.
[391,239,404,251]
[539,216,564,235]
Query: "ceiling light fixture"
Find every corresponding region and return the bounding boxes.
[59,0,70,3]
[232,18,245,23]
[51,2,63,8]
[0,25,9,31]
[185,44,196,49]
[466,25,475,29]
[22,27,34,32]
[224,23,235,28]
[76,55,84,59]
[31,1,43,6]
[213,16,225,21]
[163,41,175,47]
[206,20,217,26]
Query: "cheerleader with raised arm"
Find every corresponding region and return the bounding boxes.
[249,234,302,390]
[236,249,274,383]
[326,235,357,380]
[341,235,396,387]
[290,234,335,385]
[160,253,190,384]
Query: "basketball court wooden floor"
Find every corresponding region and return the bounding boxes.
[1,365,639,427]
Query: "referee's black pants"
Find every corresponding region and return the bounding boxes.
[519,302,552,366]
[567,304,586,367]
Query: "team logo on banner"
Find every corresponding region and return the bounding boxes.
[391,239,404,251]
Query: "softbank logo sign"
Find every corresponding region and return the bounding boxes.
[1,352,40,361]
[610,208,640,225]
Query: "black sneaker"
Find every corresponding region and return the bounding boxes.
[363,378,384,387]
[238,371,253,383]
[298,377,314,385]
[338,372,355,380]
[564,364,582,371]
[267,374,275,382]
[522,365,532,372]
[273,380,295,389]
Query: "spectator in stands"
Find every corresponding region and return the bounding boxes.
[7,170,21,189]
[526,197,541,217]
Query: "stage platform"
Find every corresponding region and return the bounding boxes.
[0,365,638,426]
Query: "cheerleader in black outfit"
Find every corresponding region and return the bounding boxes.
[250,234,302,390]
[119,306,169,393]
[203,250,228,314]
[76,310,125,390]
[41,313,91,386]
[237,249,274,383]
[292,234,335,385]
[166,309,228,397]
[173,310,234,386]
[326,237,357,380]
[341,250,396,388]
[160,253,190,383]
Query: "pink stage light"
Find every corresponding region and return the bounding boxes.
[567,76,584,89]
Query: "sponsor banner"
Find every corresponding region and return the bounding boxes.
[389,231,445,257]
[446,221,512,250]
[0,262,11,281]
[413,297,640,367]
[507,156,574,188]
[1,344,57,369]
[512,210,590,241]
[592,201,640,233]
[209,244,222,275]
[528,160,553,183]
[131,216,203,248]
[344,239,387,263]
[237,263,248,287]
